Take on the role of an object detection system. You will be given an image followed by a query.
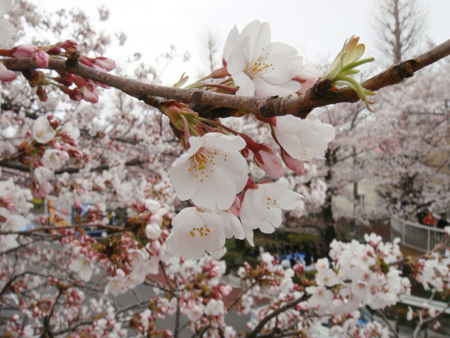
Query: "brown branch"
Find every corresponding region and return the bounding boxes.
[0,157,149,174]
[2,39,450,119]
[0,222,123,236]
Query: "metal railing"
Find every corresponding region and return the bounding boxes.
[391,215,446,252]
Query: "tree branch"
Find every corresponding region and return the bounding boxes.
[246,294,308,338]
[2,39,450,119]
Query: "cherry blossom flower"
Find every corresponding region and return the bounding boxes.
[252,143,285,179]
[165,207,227,260]
[105,269,128,296]
[186,305,204,322]
[272,113,335,161]
[145,222,162,239]
[33,166,53,197]
[240,182,302,234]
[205,299,225,316]
[170,133,248,210]
[32,116,56,144]
[223,20,303,96]
[41,149,67,171]
[69,255,94,282]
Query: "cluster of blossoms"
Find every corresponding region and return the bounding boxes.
[238,253,295,298]
[0,178,33,252]
[66,198,170,295]
[240,254,321,336]
[165,256,235,337]
[21,115,82,198]
[328,314,391,338]
[165,20,336,260]
[0,0,116,103]
[414,249,450,292]
[306,234,411,315]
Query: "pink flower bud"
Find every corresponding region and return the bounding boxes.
[46,46,62,55]
[32,50,49,68]
[49,140,61,149]
[80,86,99,103]
[94,57,116,71]
[55,40,78,50]
[36,86,48,102]
[281,149,305,175]
[253,144,285,179]
[12,45,38,58]
[73,75,88,88]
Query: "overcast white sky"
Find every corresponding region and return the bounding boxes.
[36,0,450,84]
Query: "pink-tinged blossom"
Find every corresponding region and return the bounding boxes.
[2,213,26,232]
[93,57,116,71]
[294,64,321,95]
[60,121,80,141]
[80,84,99,103]
[170,133,248,210]
[223,20,303,97]
[305,285,333,310]
[105,269,128,296]
[11,44,38,58]
[0,62,16,81]
[205,299,225,316]
[240,182,302,234]
[273,113,335,161]
[33,166,53,197]
[186,304,204,322]
[145,223,161,240]
[281,149,304,175]
[253,144,285,179]
[69,255,94,282]
[0,0,15,49]
[165,207,226,260]
[41,149,67,171]
[32,49,49,67]
[32,116,56,144]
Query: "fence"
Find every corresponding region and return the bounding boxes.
[390,215,446,252]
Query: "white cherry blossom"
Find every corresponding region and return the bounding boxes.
[170,133,248,210]
[205,299,225,316]
[145,222,162,239]
[32,116,56,144]
[273,113,335,161]
[69,255,94,282]
[223,20,303,96]
[240,182,302,233]
[41,149,67,171]
[165,207,227,260]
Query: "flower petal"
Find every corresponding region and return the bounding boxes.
[257,42,303,85]
[233,71,255,96]
[241,20,271,57]
[253,77,301,97]
[170,155,198,200]
[191,165,237,210]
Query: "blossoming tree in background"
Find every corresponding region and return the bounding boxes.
[1,1,450,338]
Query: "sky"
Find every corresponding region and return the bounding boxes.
[35,0,450,84]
